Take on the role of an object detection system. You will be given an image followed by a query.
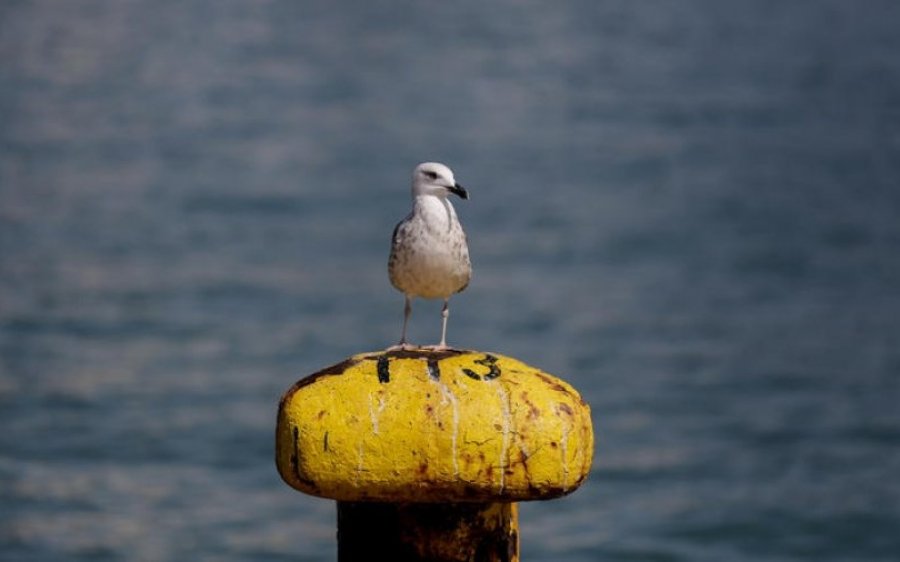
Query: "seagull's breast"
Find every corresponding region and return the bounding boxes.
[389,197,471,299]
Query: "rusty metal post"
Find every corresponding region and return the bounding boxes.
[275,349,593,561]
[337,502,517,561]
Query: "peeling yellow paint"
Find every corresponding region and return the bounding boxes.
[276,349,594,503]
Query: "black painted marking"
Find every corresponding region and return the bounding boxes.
[291,425,317,486]
[377,355,391,383]
[278,356,358,411]
[377,348,466,360]
[463,354,501,381]
[427,357,441,380]
[291,426,300,478]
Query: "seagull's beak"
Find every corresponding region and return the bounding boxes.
[448,182,469,200]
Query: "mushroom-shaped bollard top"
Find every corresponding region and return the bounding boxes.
[276,349,593,503]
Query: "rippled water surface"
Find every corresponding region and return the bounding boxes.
[3,1,900,560]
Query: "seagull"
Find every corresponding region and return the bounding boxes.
[388,162,471,351]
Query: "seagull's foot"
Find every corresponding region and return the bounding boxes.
[420,343,453,352]
[385,342,417,352]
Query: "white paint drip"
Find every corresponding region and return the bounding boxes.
[429,375,460,478]
[494,382,511,493]
[368,393,387,435]
[518,440,531,463]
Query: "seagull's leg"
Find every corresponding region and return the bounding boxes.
[387,295,414,351]
[429,297,450,351]
[402,295,412,344]
[440,298,450,348]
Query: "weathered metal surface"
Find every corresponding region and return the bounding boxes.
[275,349,593,503]
[337,501,518,562]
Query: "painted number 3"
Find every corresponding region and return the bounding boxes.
[463,354,501,381]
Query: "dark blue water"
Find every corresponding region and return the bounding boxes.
[3,1,900,560]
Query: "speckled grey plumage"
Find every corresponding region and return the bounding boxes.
[388,162,471,349]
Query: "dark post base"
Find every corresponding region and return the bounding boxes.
[337,501,519,562]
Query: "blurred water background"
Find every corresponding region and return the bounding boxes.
[3,1,900,560]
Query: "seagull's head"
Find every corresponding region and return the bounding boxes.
[412,162,469,200]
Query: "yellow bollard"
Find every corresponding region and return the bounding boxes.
[275,348,594,561]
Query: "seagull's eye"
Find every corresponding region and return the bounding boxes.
[423,171,438,180]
